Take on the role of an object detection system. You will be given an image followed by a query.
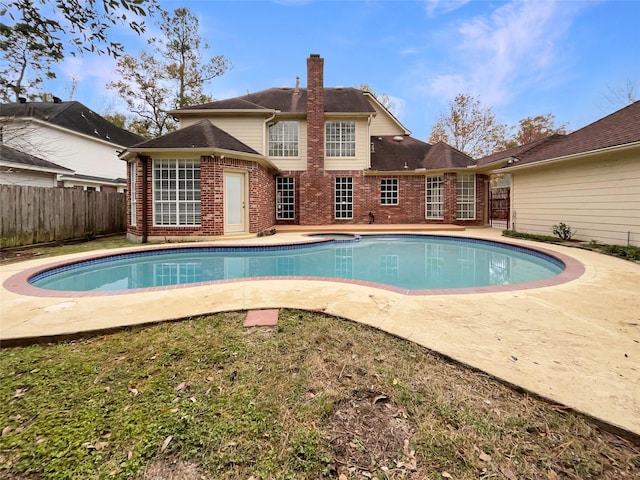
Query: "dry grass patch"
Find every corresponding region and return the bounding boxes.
[1,310,638,479]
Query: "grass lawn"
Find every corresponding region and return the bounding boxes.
[1,237,638,479]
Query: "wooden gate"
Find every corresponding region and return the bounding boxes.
[489,188,510,229]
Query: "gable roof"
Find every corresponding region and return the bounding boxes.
[177,87,376,114]
[0,144,73,174]
[478,101,640,168]
[370,136,475,171]
[0,101,143,147]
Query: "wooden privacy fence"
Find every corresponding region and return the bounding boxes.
[0,185,126,248]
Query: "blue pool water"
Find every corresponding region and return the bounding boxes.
[29,235,564,292]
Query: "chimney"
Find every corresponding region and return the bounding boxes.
[306,54,324,172]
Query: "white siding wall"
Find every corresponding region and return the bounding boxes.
[369,101,406,137]
[4,122,125,180]
[511,148,640,246]
[0,168,57,187]
[324,117,370,171]
[181,116,266,155]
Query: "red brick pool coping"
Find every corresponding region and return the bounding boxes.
[2,236,585,298]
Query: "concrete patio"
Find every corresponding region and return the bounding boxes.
[1,228,638,437]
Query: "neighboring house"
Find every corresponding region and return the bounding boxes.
[478,101,640,247]
[0,100,142,191]
[120,54,495,242]
[0,144,74,187]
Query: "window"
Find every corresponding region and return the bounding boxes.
[426,175,443,219]
[276,177,295,220]
[456,173,476,220]
[334,177,353,219]
[325,121,356,157]
[153,159,201,226]
[269,121,299,157]
[380,178,398,205]
[130,162,137,226]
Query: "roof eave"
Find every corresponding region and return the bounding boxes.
[0,160,73,175]
[498,141,640,173]
[171,109,277,116]
[120,148,280,172]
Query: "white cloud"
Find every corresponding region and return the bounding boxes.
[424,0,472,17]
[426,0,587,106]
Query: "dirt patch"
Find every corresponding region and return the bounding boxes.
[328,388,417,478]
[141,459,212,480]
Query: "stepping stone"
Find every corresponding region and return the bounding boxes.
[244,309,279,327]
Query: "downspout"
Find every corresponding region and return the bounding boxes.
[263,110,278,155]
[141,156,149,243]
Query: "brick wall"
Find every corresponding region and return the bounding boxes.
[276,171,489,226]
[127,155,275,241]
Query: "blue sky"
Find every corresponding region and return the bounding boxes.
[52,0,639,141]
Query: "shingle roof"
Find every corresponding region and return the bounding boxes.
[370,136,474,171]
[179,87,375,114]
[0,101,143,147]
[130,119,260,155]
[477,101,640,167]
[0,144,73,172]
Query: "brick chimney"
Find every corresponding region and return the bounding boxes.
[298,54,333,225]
[306,54,324,172]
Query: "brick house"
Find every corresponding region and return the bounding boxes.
[120,54,493,242]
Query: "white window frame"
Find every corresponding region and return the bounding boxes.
[276,177,295,220]
[269,121,299,157]
[334,177,353,219]
[456,173,476,220]
[426,175,444,219]
[380,178,398,205]
[130,162,137,226]
[153,158,201,227]
[325,121,356,157]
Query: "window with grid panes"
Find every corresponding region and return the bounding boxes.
[325,121,355,157]
[130,162,137,226]
[268,121,299,157]
[334,177,353,219]
[380,178,398,205]
[153,159,201,226]
[456,173,476,220]
[426,175,443,219]
[276,177,295,220]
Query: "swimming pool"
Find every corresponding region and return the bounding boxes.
[26,235,565,294]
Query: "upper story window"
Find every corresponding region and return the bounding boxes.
[269,121,299,157]
[325,121,355,157]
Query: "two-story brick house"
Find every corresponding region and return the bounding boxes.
[121,54,492,242]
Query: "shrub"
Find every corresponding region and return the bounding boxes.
[551,222,575,240]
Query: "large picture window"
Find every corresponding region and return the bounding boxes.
[269,121,299,157]
[426,175,443,219]
[153,159,201,226]
[276,177,295,220]
[380,178,398,205]
[325,121,356,157]
[334,177,353,219]
[456,173,476,220]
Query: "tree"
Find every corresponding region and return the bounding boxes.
[108,7,231,137]
[513,114,567,145]
[0,0,159,102]
[428,93,509,158]
[358,84,397,116]
[601,79,637,110]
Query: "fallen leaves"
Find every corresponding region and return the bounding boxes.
[160,435,173,452]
